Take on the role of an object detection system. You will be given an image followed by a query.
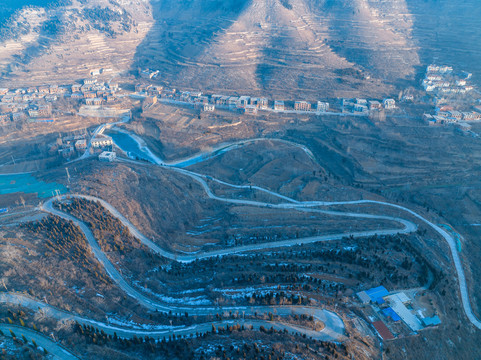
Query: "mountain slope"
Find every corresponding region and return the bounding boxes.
[0,0,480,96]
[134,0,418,97]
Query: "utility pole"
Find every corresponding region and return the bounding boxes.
[65,168,71,184]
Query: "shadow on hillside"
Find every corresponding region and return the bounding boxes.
[404,0,481,86]
[131,0,251,78]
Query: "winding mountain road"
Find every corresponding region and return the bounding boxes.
[2,129,480,360]
[112,131,481,331]
[0,323,79,360]
[0,293,343,343]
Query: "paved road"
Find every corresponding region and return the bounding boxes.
[115,133,481,331]
[73,113,131,163]
[45,192,415,263]
[40,199,346,341]
[6,126,481,348]
[0,323,79,359]
[115,131,315,168]
[50,132,481,331]
[0,293,343,343]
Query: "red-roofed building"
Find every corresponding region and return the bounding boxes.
[372,321,394,340]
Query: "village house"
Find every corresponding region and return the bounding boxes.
[236,96,250,108]
[84,78,97,85]
[317,101,329,112]
[58,146,74,157]
[28,105,51,118]
[244,105,258,115]
[45,94,58,102]
[99,151,116,162]
[249,97,260,107]
[274,101,285,111]
[27,87,37,93]
[0,113,11,123]
[0,88,9,96]
[214,96,227,105]
[11,112,25,122]
[1,95,13,103]
[75,139,87,151]
[194,96,209,104]
[161,88,176,99]
[211,95,222,104]
[91,134,113,148]
[135,83,151,93]
[203,104,215,112]
[383,98,396,110]
[355,98,368,105]
[109,82,119,91]
[463,112,481,121]
[294,101,311,111]
[38,86,50,94]
[147,86,163,96]
[228,97,239,107]
[22,94,34,102]
[144,95,158,106]
[258,98,268,109]
[85,98,103,106]
[83,91,96,99]
[448,111,462,120]
[58,86,69,94]
[49,85,59,94]
[140,69,159,79]
[354,103,368,113]
[368,100,382,110]
[180,91,191,101]
[218,96,230,106]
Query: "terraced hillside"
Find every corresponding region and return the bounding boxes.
[0,0,153,86]
[134,0,419,98]
[0,0,480,96]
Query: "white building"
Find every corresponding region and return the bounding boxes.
[99,151,116,162]
[236,96,250,108]
[383,98,396,110]
[317,101,329,112]
[203,104,215,112]
[91,134,113,148]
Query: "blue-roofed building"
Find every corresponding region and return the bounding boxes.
[422,316,441,327]
[383,307,401,321]
[365,286,389,303]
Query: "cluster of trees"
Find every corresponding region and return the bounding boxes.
[74,322,254,359]
[81,6,134,37]
[0,309,47,359]
[21,215,109,284]
[243,291,313,306]
[56,198,140,254]
[0,328,47,359]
